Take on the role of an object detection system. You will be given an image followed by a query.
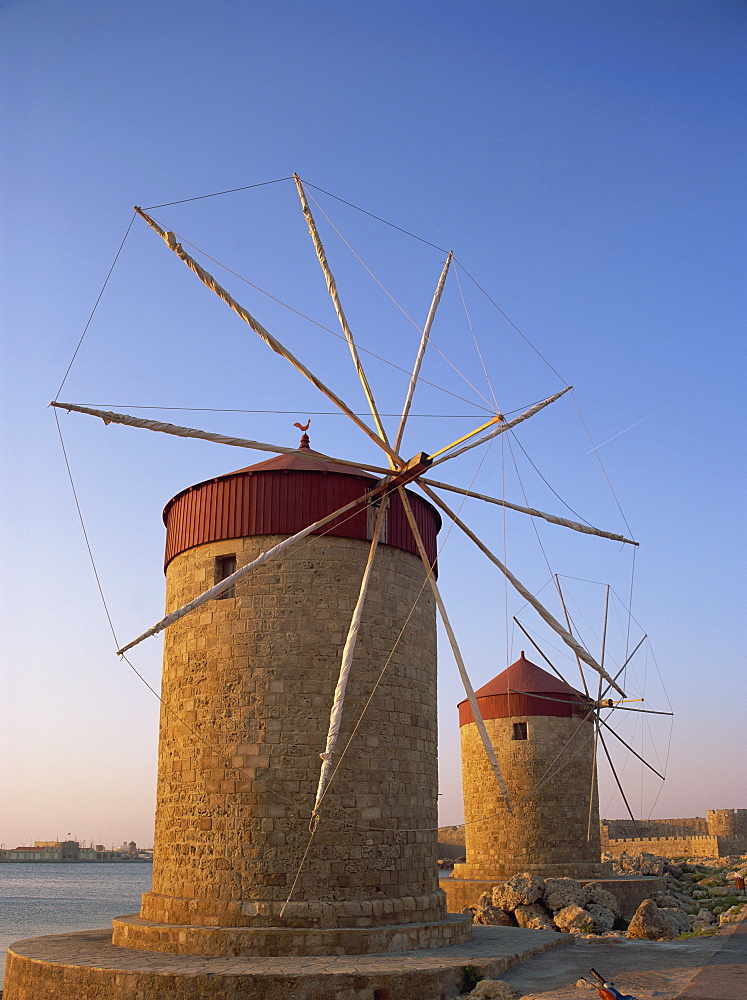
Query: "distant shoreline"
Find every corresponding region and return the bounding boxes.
[0,858,152,865]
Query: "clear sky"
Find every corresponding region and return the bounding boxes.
[1,0,744,851]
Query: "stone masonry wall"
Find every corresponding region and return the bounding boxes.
[601,833,722,859]
[453,713,603,879]
[602,818,708,839]
[601,809,747,858]
[139,533,445,931]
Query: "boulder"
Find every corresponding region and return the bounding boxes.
[585,882,621,917]
[586,903,615,933]
[660,906,690,935]
[543,877,587,912]
[627,899,679,940]
[613,852,667,876]
[462,980,522,1000]
[474,905,515,926]
[719,906,744,926]
[651,892,685,909]
[554,904,596,934]
[690,907,717,932]
[514,902,555,931]
[492,873,545,911]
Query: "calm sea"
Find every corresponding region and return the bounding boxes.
[0,863,152,988]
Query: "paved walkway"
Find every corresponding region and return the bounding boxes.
[672,918,746,1000]
[493,919,745,1000]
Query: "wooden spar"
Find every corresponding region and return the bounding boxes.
[420,477,638,545]
[310,500,389,831]
[396,486,512,809]
[418,482,627,698]
[115,483,383,655]
[596,715,666,780]
[293,175,394,465]
[597,726,641,836]
[50,401,384,474]
[54,402,637,548]
[132,207,402,467]
[599,633,647,701]
[429,386,572,468]
[428,413,506,460]
[393,252,452,454]
[511,616,568,683]
[554,574,589,697]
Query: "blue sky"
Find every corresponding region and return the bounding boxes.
[1,0,744,849]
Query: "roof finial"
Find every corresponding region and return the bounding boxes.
[294,419,311,449]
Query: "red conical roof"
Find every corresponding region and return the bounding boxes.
[161,432,440,570]
[458,651,590,725]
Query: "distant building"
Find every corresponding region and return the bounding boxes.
[0,839,149,863]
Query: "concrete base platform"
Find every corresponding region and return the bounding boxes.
[4,924,572,1000]
[441,875,667,919]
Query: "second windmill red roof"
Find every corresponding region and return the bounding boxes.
[458,651,590,726]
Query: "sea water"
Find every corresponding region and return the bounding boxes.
[0,863,152,988]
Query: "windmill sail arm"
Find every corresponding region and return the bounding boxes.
[310,501,388,828]
[293,175,392,458]
[420,476,637,546]
[429,386,572,467]
[115,485,381,655]
[397,486,512,809]
[418,482,627,698]
[393,252,452,454]
[49,401,387,475]
[132,207,402,467]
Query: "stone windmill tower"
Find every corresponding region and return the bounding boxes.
[112,436,472,957]
[451,651,608,885]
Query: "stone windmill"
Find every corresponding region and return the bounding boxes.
[16,174,662,997]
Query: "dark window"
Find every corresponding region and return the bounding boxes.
[216,555,237,598]
[512,722,528,741]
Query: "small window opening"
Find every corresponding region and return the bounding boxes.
[216,555,237,598]
[374,990,392,1000]
[512,722,528,741]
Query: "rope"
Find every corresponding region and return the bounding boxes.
[54,213,136,399]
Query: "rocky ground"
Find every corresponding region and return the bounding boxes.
[449,853,747,999]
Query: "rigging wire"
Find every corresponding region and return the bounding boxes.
[452,259,568,384]
[68,405,526,419]
[54,213,136,399]
[304,188,498,412]
[54,411,120,648]
[299,177,449,253]
[143,216,496,416]
[142,176,293,210]
[507,431,595,528]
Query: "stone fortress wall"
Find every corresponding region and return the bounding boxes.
[601,809,747,859]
